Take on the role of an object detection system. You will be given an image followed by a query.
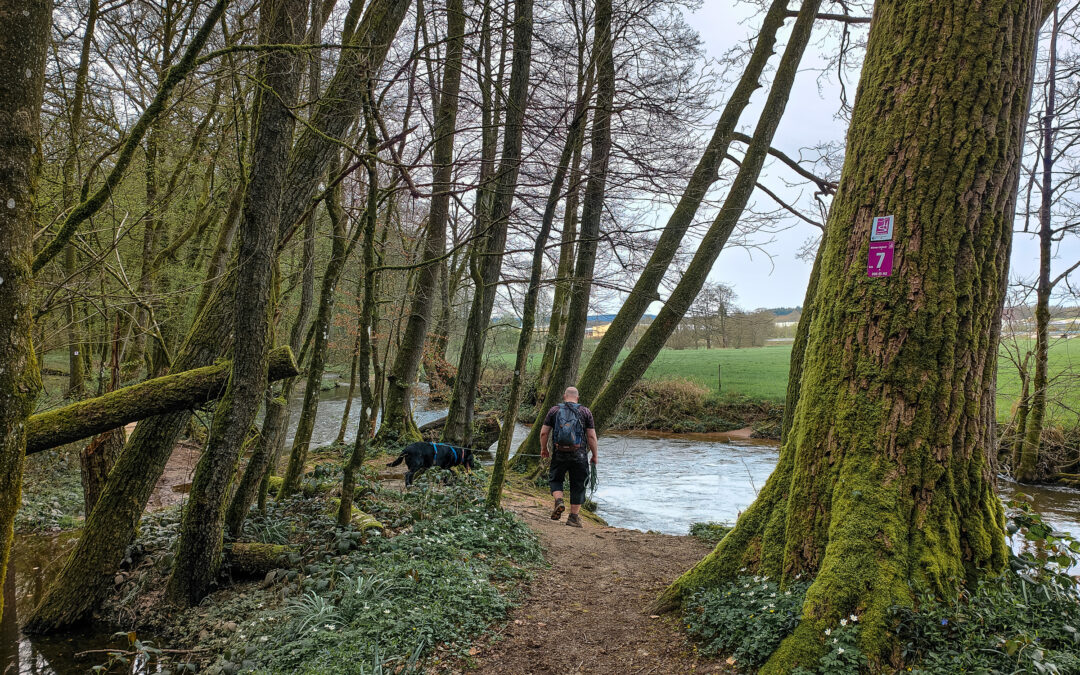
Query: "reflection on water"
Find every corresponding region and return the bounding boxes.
[593,433,779,535]
[0,531,157,675]
[999,478,1080,542]
[281,383,447,449]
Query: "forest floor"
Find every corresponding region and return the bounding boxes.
[438,488,732,675]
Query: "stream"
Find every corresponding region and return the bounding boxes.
[4,384,1080,673]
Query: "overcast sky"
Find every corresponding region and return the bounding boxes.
[677,3,1065,312]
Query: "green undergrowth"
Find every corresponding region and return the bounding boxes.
[97,463,543,674]
[683,496,1080,674]
[16,446,84,532]
[688,522,733,546]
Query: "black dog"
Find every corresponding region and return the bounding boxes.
[387,441,477,487]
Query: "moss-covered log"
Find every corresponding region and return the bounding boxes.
[224,543,294,578]
[0,0,49,626]
[25,346,298,456]
[654,1,1044,671]
[327,500,383,532]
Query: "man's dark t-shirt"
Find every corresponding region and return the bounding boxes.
[543,403,595,450]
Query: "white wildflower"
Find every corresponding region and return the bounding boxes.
[824,628,831,636]
[849,614,858,622]
[838,648,845,654]
[840,619,848,627]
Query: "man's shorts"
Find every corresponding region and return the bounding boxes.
[549,448,589,505]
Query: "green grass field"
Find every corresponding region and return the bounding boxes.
[489,339,1080,424]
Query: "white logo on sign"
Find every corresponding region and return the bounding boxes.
[870,215,894,242]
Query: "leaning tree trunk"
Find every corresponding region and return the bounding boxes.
[575,0,790,404]
[374,0,466,449]
[1017,8,1058,483]
[489,0,602,502]
[338,111,380,526]
[512,0,615,470]
[167,0,308,605]
[780,230,826,444]
[653,2,1044,671]
[279,158,357,497]
[441,0,533,445]
[587,0,820,435]
[26,0,412,633]
[0,0,49,626]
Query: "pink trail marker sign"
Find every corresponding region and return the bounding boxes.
[867,241,894,278]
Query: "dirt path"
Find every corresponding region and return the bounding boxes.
[450,490,731,675]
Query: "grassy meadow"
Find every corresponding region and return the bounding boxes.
[488,337,1080,425]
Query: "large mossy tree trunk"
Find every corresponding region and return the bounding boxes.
[374,0,466,450]
[654,2,1045,670]
[587,0,821,436]
[574,0,790,404]
[511,0,615,470]
[167,0,309,605]
[0,0,49,626]
[441,0,533,446]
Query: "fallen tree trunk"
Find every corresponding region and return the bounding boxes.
[26,346,298,455]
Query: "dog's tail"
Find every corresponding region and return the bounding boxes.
[387,453,405,467]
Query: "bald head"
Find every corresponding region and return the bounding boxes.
[563,387,579,402]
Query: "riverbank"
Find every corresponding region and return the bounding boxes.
[3,443,735,674]
[475,374,784,438]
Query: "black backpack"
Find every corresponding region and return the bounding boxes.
[554,402,585,449]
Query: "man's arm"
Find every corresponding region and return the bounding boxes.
[586,428,598,464]
[540,425,551,459]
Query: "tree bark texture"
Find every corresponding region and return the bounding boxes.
[79,428,124,517]
[441,0,534,445]
[655,2,1042,670]
[24,346,298,456]
[375,0,466,449]
[588,0,821,435]
[0,0,49,626]
[27,275,239,632]
[168,0,309,605]
[575,0,790,404]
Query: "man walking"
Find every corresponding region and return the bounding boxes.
[540,386,598,528]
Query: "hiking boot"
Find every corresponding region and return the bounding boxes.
[566,513,582,528]
[550,498,565,521]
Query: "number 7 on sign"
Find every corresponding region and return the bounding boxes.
[867,241,894,278]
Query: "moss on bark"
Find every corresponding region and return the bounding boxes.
[0,0,49,625]
[25,346,297,455]
[658,1,1044,670]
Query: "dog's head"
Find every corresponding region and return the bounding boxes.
[464,448,477,469]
